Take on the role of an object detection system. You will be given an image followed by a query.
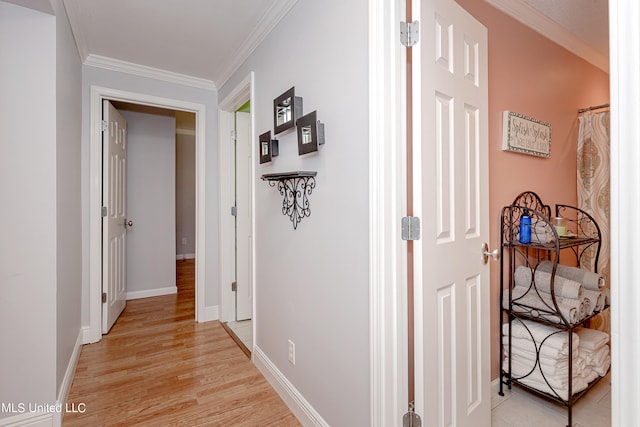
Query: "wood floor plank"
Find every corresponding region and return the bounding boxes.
[64,260,301,426]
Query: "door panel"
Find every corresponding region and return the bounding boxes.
[414,0,490,426]
[235,111,252,321]
[102,100,128,333]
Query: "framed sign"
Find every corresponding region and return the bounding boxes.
[502,111,551,158]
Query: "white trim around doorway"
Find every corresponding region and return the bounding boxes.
[369,0,406,425]
[218,73,255,325]
[86,85,207,344]
[609,1,640,425]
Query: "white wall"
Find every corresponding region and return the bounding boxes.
[80,67,219,325]
[53,0,83,395]
[0,3,57,413]
[118,107,176,295]
[219,0,370,424]
[176,131,196,257]
[0,0,82,416]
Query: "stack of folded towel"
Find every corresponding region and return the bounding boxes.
[530,221,555,243]
[575,326,610,381]
[503,319,588,400]
[503,262,609,325]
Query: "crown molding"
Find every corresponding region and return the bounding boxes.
[62,0,89,60]
[215,0,298,88]
[3,0,54,15]
[485,0,608,72]
[84,54,217,91]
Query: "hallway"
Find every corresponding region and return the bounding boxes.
[64,260,299,426]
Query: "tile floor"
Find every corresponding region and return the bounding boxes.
[225,319,253,353]
[492,373,611,427]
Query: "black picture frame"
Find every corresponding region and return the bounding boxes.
[296,111,325,155]
[259,130,279,164]
[273,87,303,135]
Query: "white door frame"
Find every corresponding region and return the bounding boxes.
[369,0,407,425]
[369,0,640,425]
[218,73,255,324]
[87,85,207,344]
[610,1,640,425]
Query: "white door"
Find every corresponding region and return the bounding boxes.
[235,111,252,321]
[413,0,490,426]
[102,100,128,333]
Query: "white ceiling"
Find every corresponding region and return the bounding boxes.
[488,0,608,71]
[62,0,298,89]
[10,0,609,89]
[524,0,608,57]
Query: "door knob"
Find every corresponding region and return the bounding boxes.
[125,219,134,228]
[481,242,499,264]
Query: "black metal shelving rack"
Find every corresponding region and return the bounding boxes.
[499,191,609,427]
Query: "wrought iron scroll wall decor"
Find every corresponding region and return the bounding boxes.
[261,171,317,229]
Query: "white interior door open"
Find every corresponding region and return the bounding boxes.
[413,0,491,425]
[235,111,252,321]
[102,100,128,333]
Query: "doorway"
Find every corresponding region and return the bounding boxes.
[109,101,183,308]
[87,86,207,344]
[222,102,254,356]
[218,73,255,355]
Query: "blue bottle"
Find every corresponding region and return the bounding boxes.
[519,209,531,244]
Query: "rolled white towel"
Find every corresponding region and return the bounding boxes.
[537,261,604,290]
[504,292,578,325]
[509,286,584,324]
[514,266,582,299]
[581,288,604,313]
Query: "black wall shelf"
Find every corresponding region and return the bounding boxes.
[261,171,317,229]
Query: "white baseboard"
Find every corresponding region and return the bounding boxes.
[54,330,83,427]
[253,346,328,426]
[80,326,96,345]
[0,330,84,427]
[175,253,196,260]
[126,286,177,300]
[199,305,219,322]
[0,412,52,427]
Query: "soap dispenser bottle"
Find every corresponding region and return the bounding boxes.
[519,209,531,244]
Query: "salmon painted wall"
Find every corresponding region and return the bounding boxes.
[455,0,610,380]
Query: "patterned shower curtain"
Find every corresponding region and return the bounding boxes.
[577,110,610,332]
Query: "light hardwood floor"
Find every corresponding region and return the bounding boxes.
[64,260,300,426]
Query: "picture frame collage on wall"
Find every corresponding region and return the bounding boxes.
[259,86,325,164]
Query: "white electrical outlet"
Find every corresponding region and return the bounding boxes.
[181,237,187,245]
[288,339,295,365]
